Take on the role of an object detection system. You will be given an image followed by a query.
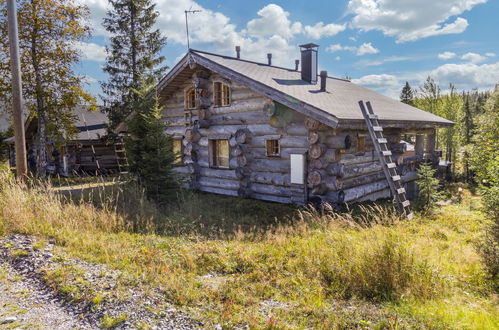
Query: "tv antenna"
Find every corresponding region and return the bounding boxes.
[185,7,201,49]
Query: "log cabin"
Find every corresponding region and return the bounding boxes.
[5,106,120,175]
[153,44,453,205]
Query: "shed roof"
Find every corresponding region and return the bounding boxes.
[156,49,453,128]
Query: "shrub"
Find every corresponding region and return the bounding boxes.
[479,186,499,291]
[416,162,444,214]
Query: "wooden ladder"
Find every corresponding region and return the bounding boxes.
[359,101,413,220]
[114,137,129,175]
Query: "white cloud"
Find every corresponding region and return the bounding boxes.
[485,52,496,57]
[438,51,457,60]
[326,42,379,56]
[356,56,415,67]
[356,42,379,55]
[430,62,499,90]
[335,56,341,61]
[461,52,487,63]
[246,4,302,40]
[351,74,400,88]
[303,22,346,40]
[74,41,107,62]
[81,75,97,84]
[348,0,487,42]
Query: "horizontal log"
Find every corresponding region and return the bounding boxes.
[185,128,201,143]
[309,158,328,170]
[198,186,238,197]
[286,122,308,136]
[251,172,290,186]
[340,162,382,179]
[199,167,238,180]
[324,176,340,191]
[324,149,340,162]
[162,107,185,118]
[250,159,289,173]
[252,193,292,204]
[343,180,389,203]
[340,152,377,165]
[252,183,290,196]
[311,184,327,196]
[165,126,187,136]
[235,129,250,144]
[305,118,322,131]
[337,171,386,190]
[355,188,391,203]
[198,124,279,137]
[209,98,268,115]
[231,89,262,101]
[208,111,267,126]
[198,177,240,190]
[235,167,251,179]
[326,135,350,149]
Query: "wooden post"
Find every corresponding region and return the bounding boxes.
[426,129,436,153]
[7,0,27,179]
[415,134,424,156]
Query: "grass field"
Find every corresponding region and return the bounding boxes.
[0,171,497,329]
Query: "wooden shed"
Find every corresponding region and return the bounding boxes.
[6,106,120,175]
[154,44,453,205]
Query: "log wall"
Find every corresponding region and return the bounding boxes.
[160,70,424,205]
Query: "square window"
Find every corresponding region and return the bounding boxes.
[266,139,280,156]
[210,139,229,168]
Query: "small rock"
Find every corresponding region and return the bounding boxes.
[2,316,17,324]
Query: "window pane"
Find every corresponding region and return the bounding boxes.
[216,139,229,167]
[173,139,182,163]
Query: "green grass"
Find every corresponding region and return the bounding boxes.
[0,172,497,328]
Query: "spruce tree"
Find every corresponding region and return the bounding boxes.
[126,86,177,204]
[400,81,414,105]
[416,162,444,214]
[101,0,167,130]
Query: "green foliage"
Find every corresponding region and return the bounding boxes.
[0,0,97,176]
[101,0,167,130]
[100,314,128,329]
[416,163,444,213]
[399,81,414,105]
[126,87,178,205]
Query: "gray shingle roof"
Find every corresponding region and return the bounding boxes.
[189,50,453,127]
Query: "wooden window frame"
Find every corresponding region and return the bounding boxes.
[209,138,230,169]
[185,88,196,109]
[172,138,183,165]
[213,82,231,107]
[265,139,280,157]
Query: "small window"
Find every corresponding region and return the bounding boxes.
[185,88,196,109]
[213,82,230,107]
[357,136,366,153]
[266,139,280,156]
[210,139,229,168]
[172,139,183,164]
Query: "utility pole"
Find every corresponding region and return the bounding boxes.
[184,9,201,49]
[7,0,28,179]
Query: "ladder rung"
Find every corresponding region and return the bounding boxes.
[373,126,383,132]
[407,213,414,220]
[397,187,406,194]
[377,138,387,144]
[382,150,392,156]
[368,114,378,119]
[392,175,401,181]
[402,200,410,207]
[386,163,396,168]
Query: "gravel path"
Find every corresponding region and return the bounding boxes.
[0,235,201,329]
[1,262,92,329]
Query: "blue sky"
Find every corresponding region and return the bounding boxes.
[76,0,499,101]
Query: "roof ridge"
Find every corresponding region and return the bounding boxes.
[190,48,351,82]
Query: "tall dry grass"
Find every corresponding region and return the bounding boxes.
[1,171,494,328]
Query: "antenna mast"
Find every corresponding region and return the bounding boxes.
[185,8,201,49]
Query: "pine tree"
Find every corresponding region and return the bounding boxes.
[126,86,177,204]
[101,0,167,130]
[400,81,414,105]
[0,0,96,177]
